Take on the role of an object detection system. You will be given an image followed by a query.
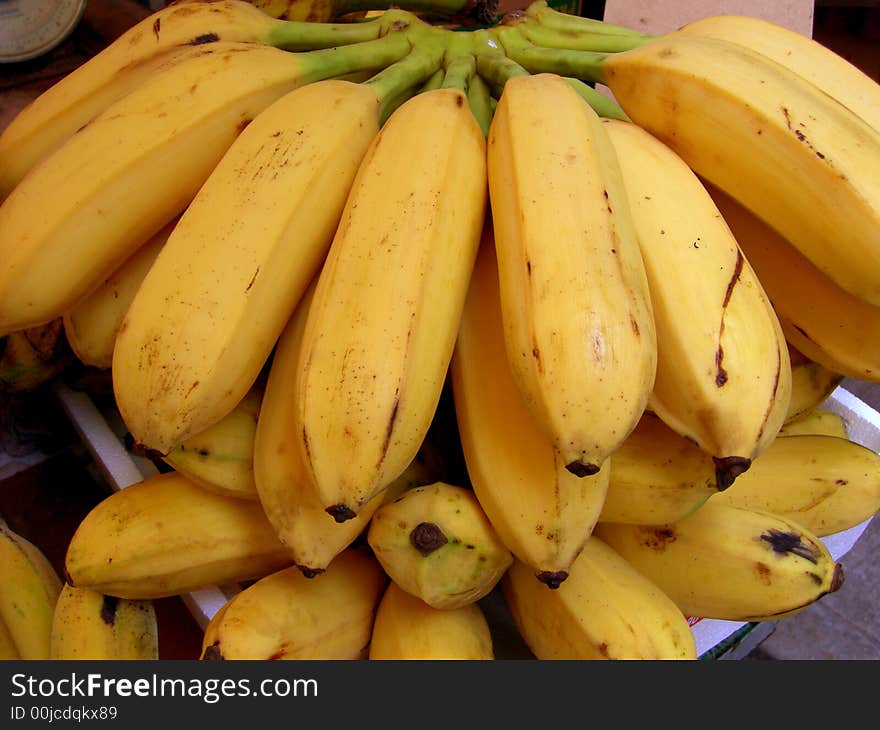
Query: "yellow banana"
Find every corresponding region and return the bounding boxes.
[293,85,487,520]
[711,434,880,537]
[49,584,158,660]
[450,227,609,588]
[65,471,294,599]
[779,409,848,439]
[0,0,394,198]
[0,319,73,393]
[63,220,171,371]
[162,381,264,500]
[0,521,63,659]
[597,411,718,526]
[487,72,656,477]
[254,282,446,576]
[200,547,387,660]
[591,33,880,307]
[112,74,411,457]
[603,117,790,486]
[503,536,696,660]
[594,500,845,622]
[0,34,411,337]
[785,344,844,423]
[366,482,513,610]
[369,581,494,660]
[709,184,880,382]
[672,13,880,131]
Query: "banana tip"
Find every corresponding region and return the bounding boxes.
[831,563,845,593]
[564,460,601,478]
[713,456,752,490]
[536,570,569,589]
[326,505,357,523]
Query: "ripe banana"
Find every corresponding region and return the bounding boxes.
[369,581,494,660]
[0,521,63,660]
[785,344,844,423]
[603,117,790,486]
[778,409,849,439]
[254,282,445,576]
[65,471,294,599]
[711,434,880,537]
[598,411,718,526]
[49,584,158,660]
[0,0,392,198]
[503,536,696,660]
[162,381,264,500]
[672,13,880,131]
[709,184,880,382]
[293,85,487,520]
[367,482,513,609]
[487,72,656,477]
[0,34,411,337]
[594,500,845,622]
[63,220,171,371]
[451,227,609,588]
[200,547,387,660]
[592,33,880,307]
[0,319,73,393]
[112,76,405,457]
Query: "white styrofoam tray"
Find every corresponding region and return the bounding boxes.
[53,382,877,657]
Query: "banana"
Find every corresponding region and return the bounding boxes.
[709,184,880,382]
[0,318,73,393]
[200,547,387,660]
[0,0,395,198]
[503,536,696,660]
[711,434,880,537]
[65,471,294,599]
[63,220,172,371]
[162,381,264,500]
[112,71,416,457]
[49,584,158,660]
[254,282,446,576]
[0,33,412,337]
[590,33,880,307]
[594,500,845,622]
[597,411,719,526]
[785,344,844,423]
[487,72,656,477]
[0,521,63,659]
[779,409,849,439]
[366,482,513,610]
[369,581,494,660]
[293,84,487,520]
[672,13,880,131]
[603,117,790,486]
[450,226,610,588]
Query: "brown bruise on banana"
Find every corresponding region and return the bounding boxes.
[759,528,821,563]
[100,595,119,626]
[715,249,745,388]
[640,526,676,550]
[410,522,448,556]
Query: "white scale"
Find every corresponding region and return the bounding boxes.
[0,0,87,63]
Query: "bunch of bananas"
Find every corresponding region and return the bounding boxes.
[2,0,880,660]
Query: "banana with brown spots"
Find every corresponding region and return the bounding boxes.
[603,117,791,489]
[595,500,845,622]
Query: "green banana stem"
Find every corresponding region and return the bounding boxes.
[441,31,477,93]
[336,0,500,25]
[472,28,530,98]
[514,17,653,53]
[296,27,416,85]
[265,16,386,51]
[495,24,607,83]
[365,27,449,125]
[419,68,446,92]
[467,73,494,138]
[565,78,629,121]
[522,0,651,40]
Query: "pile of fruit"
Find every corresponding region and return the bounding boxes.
[1,0,879,660]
